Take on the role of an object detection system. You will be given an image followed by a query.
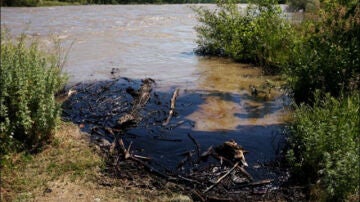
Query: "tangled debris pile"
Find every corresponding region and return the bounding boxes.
[62,77,305,201]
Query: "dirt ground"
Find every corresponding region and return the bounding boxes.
[1,123,191,202]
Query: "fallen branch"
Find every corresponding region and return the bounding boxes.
[118,138,131,159]
[177,175,203,185]
[199,146,213,162]
[163,88,180,126]
[188,133,201,158]
[203,162,240,193]
[154,136,182,142]
[133,154,151,161]
[248,179,272,187]
[117,78,154,127]
[237,179,273,189]
[177,151,193,169]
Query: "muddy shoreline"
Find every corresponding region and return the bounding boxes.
[61,77,306,201]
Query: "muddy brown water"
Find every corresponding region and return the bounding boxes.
[2,4,291,183]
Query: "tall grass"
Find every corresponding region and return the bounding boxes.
[287,92,359,200]
[0,33,67,155]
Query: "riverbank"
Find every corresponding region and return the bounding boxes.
[1,122,191,201]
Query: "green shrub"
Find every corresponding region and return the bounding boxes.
[194,0,295,72]
[286,3,360,103]
[0,33,67,154]
[287,92,360,200]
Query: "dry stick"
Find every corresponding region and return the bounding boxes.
[247,179,273,186]
[237,165,253,181]
[118,138,131,159]
[190,190,206,202]
[129,156,172,180]
[163,88,180,126]
[177,175,203,185]
[237,179,273,189]
[203,162,240,193]
[133,154,151,161]
[188,133,201,158]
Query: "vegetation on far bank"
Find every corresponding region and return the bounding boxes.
[0,0,289,7]
[194,0,359,200]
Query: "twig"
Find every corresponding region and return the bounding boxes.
[203,162,240,193]
[133,154,151,161]
[118,138,131,159]
[187,133,201,158]
[177,151,193,169]
[237,179,273,188]
[154,136,182,142]
[177,175,203,185]
[163,88,180,126]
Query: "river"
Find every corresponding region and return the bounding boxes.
[1,4,290,180]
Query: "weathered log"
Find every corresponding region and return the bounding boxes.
[163,88,180,126]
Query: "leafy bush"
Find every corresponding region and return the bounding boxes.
[287,92,360,200]
[194,0,295,72]
[286,2,360,103]
[0,34,67,154]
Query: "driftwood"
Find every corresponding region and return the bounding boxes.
[118,138,131,160]
[214,140,248,167]
[163,88,180,126]
[200,142,254,181]
[117,78,154,127]
[203,162,240,193]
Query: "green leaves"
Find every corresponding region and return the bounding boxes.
[287,93,360,200]
[0,33,67,154]
[194,0,295,72]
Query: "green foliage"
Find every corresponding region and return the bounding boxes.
[286,3,360,103]
[1,0,41,6]
[194,0,295,72]
[0,33,67,154]
[287,92,360,200]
